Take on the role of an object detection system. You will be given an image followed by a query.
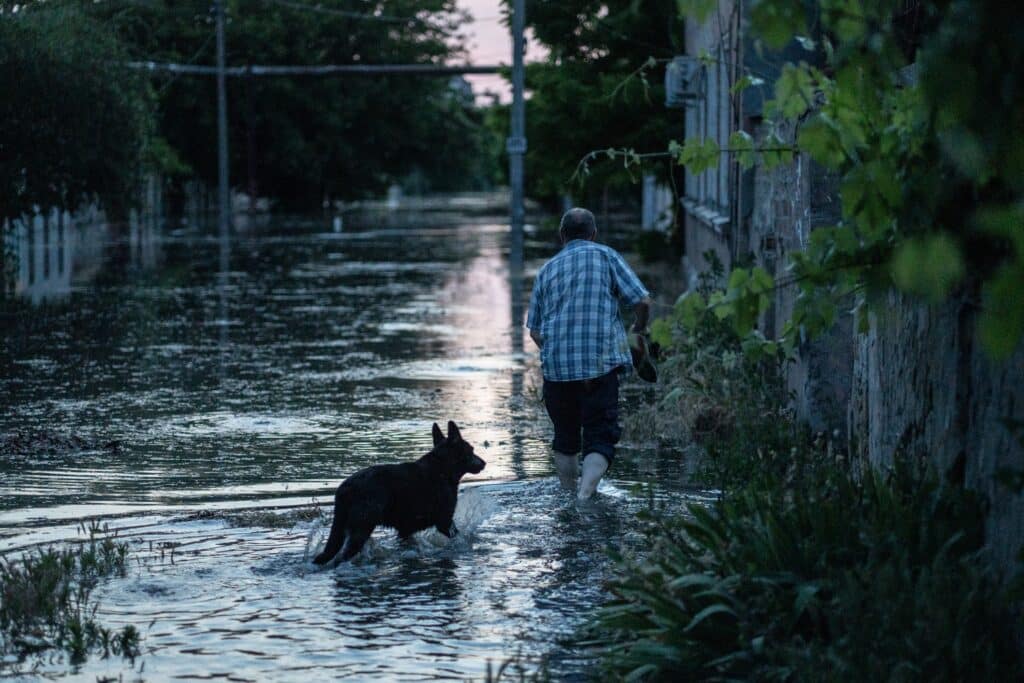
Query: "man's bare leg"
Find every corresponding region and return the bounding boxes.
[553,451,579,490]
[578,452,608,500]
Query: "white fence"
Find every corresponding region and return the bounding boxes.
[2,177,164,303]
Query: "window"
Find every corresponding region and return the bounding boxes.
[683,51,732,227]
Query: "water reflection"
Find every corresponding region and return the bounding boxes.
[3,202,160,304]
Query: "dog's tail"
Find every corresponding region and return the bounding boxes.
[312,490,350,565]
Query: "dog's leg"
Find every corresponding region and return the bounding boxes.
[338,524,373,562]
[435,520,458,538]
[312,492,350,565]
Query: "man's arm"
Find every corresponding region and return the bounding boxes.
[530,327,544,349]
[632,297,652,332]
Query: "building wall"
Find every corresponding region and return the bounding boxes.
[681,0,737,286]
[675,5,1023,588]
[849,291,1024,577]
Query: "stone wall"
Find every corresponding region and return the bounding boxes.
[850,291,1024,577]
[749,138,851,435]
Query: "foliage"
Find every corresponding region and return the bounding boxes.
[0,5,153,218]
[75,0,499,207]
[627,251,792,483]
[608,251,1022,681]
[588,460,1021,681]
[660,0,1024,359]
[514,0,682,203]
[0,522,139,667]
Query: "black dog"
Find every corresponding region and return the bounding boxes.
[312,420,486,565]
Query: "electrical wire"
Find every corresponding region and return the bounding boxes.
[258,0,429,24]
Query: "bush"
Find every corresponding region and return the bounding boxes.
[588,462,1021,681]
[627,251,795,487]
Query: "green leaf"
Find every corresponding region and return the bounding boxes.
[674,137,721,173]
[751,266,774,293]
[890,235,965,302]
[750,0,807,49]
[684,603,738,634]
[650,318,674,349]
[774,63,816,119]
[728,268,750,290]
[730,130,756,169]
[761,133,795,170]
[797,115,845,168]
[675,291,707,330]
[979,263,1024,358]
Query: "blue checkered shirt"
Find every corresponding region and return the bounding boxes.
[526,240,649,382]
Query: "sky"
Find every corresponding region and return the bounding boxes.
[457,0,542,103]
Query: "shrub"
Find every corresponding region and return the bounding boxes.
[588,463,1021,681]
[627,251,795,487]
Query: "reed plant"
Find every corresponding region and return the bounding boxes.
[0,521,139,666]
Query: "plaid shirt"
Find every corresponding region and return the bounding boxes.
[526,239,649,381]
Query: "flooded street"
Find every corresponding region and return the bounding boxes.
[1,212,707,680]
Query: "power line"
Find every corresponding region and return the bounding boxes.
[126,61,503,76]
[259,0,429,24]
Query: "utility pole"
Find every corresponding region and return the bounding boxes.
[216,0,231,237]
[507,0,526,273]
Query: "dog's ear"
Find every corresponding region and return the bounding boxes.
[447,420,462,442]
[432,422,445,447]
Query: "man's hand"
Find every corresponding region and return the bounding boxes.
[632,297,652,333]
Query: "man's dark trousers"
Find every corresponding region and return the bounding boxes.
[542,369,621,465]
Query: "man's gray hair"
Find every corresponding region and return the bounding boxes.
[559,207,597,241]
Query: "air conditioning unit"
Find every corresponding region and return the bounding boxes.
[665,56,701,108]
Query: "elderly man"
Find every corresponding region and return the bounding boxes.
[526,207,651,499]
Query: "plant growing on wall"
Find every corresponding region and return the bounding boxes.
[585,0,1023,359]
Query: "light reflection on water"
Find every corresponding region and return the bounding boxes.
[0,214,708,680]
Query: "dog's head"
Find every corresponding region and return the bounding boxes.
[431,420,486,475]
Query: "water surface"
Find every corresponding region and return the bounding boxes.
[0,212,706,680]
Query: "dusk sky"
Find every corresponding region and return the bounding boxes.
[458,0,542,102]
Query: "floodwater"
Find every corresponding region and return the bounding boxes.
[0,211,709,680]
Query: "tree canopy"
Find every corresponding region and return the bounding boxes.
[511,0,682,203]
[0,6,152,218]
[81,0,498,206]
[2,0,501,211]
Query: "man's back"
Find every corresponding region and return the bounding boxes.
[527,239,648,382]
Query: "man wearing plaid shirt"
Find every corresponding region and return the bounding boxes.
[526,208,651,500]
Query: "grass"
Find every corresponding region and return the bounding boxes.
[0,521,140,667]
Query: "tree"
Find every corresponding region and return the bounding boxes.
[650,0,1024,359]
[0,5,154,295]
[510,0,682,205]
[79,0,498,208]
[0,6,153,218]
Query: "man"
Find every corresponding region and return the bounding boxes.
[526,207,651,500]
